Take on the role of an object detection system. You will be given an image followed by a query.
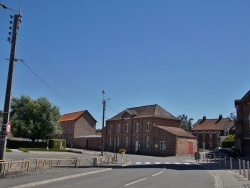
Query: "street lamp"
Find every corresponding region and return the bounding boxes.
[0,2,22,168]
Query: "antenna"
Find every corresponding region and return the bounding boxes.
[18,0,22,15]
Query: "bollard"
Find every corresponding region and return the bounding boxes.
[230,157,233,170]
[93,158,98,166]
[243,160,246,178]
[239,159,241,175]
[247,161,250,181]
[224,156,227,168]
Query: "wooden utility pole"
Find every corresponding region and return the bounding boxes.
[0,14,21,165]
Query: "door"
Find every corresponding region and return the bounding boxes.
[188,142,193,154]
[135,137,139,153]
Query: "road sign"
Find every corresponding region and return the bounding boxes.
[6,122,11,134]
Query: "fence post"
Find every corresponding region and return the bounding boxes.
[239,159,241,175]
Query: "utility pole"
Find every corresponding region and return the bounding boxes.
[101,90,106,155]
[0,12,21,166]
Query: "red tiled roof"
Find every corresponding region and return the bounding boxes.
[192,117,234,131]
[108,104,178,121]
[156,126,196,138]
[58,110,86,122]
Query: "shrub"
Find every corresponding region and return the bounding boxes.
[7,140,46,149]
[222,134,235,148]
[49,139,66,150]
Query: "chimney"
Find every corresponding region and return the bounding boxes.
[216,114,223,123]
[199,116,206,124]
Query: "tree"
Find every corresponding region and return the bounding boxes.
[178,114,193,132]
[0,110,2,117]
[228,112,236,122]
[10,95,62,142]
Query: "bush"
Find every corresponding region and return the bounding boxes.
[49,139,66,150]
[222,134,235,148]
[7,140,47,149]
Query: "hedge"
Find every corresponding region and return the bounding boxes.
[7,140,47,149]
[222,134,235,148]
[49,139,66,150]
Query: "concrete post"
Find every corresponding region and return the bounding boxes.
[247,161,250,181]
[230,157,233,170]
[239,159,241,175]
[243,160,246,178]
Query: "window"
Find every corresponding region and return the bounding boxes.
[125,123,128,132]
[117,124,120,132]
[146,122,149,132]
[160,141,166,150]
[125,137,128,147]
[145,136,149,148]
[217,131,220,138]
[224,129,229,136]
[209,131,212,139]
[109,125,112,133]
[117,137,120,146]
[109,137,112,146]
[135,123,139,132]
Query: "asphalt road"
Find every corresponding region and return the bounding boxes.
[1,151,215,188]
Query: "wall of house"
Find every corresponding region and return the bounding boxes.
[176,138,197,156]
[193,131,221,149]
[235,93,250,155]
[73,137,101,150]
[74,113,96,137]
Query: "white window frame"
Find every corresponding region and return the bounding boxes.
[109,137,112,146]
[146,122,149,132]
[125,123,128,132]
[125,137,128,147]
[135,123,139,132]
[160,141,166,150]
[117,124,120,133]
[117,137,120,147]
[145,136,149,148]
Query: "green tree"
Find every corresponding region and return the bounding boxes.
[10,95,62,142]
[178,114,193,132]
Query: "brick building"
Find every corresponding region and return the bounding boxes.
[58,110,97,147]
[235,90,250,156]
[191,115,234,150]
[104,104,197,156]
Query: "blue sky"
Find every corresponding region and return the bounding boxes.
[0,0,249,129]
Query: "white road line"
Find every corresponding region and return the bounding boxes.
[174,162,181,164]
[145,162,150,164]
[124,178,147,186]
[135,162,141,165]
[10,168,112,188]
[155,162,161,164]
[184,163,190,165]
[164,162,171,164]
[152,171,163,177]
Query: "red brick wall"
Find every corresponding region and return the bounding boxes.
[74,113,96,137]
[176,138,197,156]
[73,137,101,150]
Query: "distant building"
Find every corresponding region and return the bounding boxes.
[58,110,97,148]
[104,104,197,156]
[235,90,250,156]
[191,115,234,149]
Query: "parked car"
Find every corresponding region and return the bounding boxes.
[205,148,233,159]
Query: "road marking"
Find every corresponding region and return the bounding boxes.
[152,171,163,177]
[164,162,171,164]
[184,163,190,165]
[135,162,141,165]
[124,178,147,186]
[155,162,161,164]
[9,168,112,188]
[174,162,181,164]
[145,162,150,164]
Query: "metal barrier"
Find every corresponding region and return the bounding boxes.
[0,155,114,177]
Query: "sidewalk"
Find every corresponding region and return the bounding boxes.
[198,157,250,188]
